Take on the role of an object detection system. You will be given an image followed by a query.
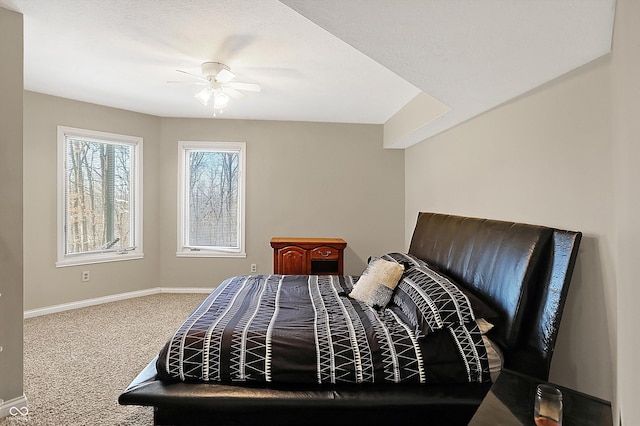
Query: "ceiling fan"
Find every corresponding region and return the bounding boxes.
[175,62,261,115]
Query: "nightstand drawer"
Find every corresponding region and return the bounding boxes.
[310,246,339,260]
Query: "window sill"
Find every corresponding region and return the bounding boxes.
[176,251,247,259]
[56,253,144,268]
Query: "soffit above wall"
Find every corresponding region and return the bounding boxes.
[281,0,615,147]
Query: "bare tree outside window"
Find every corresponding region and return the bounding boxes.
[187,150,239,248]
[65,138,133,254]
[178,141,245,257]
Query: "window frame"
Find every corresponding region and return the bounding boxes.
[56,126,143,267]
[177,141,246,258]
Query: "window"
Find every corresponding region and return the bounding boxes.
[177,141,246,257]
[57,126,142,266]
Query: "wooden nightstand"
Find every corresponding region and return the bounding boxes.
[270,238,347,275]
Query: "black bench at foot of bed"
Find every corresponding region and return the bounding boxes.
[119,212,581,425]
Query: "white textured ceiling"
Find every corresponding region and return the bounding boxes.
[1,0,615,144]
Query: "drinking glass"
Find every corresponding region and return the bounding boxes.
[534,384,563,426]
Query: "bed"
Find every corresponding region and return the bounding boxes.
[119,212,581,425]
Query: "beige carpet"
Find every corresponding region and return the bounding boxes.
[0,293,208,426]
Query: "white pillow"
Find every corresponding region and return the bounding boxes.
[349,258,404,309]
[476,318,494,334]
[476,318,504,382]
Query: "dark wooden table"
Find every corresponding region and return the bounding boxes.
[469,369,612,425]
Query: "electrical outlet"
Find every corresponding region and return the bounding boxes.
[250,264,257,273]
[82,271,90,282]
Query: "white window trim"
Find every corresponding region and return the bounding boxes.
[56,126,143,267]
[177,141,246,258]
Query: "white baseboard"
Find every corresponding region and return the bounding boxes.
[158,287,215,294]
[0,394,28,420]
[23,287,215,319]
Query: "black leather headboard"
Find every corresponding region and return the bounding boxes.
[408,212,581,380]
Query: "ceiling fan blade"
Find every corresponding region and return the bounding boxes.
[228,81,261,92]
[176,69,208,82]
[166,80,208,85]
[216,68,236,83]
[223,87,246,99]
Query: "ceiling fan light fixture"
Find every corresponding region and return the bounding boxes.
[195,88,213,106]
[178,62,260,116]
[213,92,230,109]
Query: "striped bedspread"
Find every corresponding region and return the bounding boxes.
[157,271,490,385]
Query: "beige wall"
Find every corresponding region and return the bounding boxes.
[159,118,405,286]
[405,54,615,402]
[611,0,640,424]
[404,4,640,423]
[22,96,405,310]
[23,92,162,310]
[0,6,24,409]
